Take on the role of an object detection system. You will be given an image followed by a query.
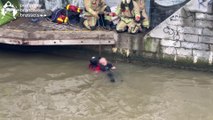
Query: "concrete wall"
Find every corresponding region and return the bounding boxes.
[144,0,213,65]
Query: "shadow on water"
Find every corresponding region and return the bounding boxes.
[0,44,100,59]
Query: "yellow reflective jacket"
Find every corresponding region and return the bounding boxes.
[115,1,140,23]
[84,0,107,16]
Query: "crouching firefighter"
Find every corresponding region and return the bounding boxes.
[82,0,113,30]
[110,0,141,34]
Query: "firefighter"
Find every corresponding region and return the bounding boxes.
[82,0,112,30]
[134,0,149,29]
[111,0,141,34]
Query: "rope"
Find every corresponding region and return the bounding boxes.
[98,18,102,56]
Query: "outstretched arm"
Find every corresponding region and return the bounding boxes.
[140,0,149,20]
[133,1,141,21]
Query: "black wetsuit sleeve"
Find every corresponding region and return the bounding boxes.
[100,63,113,72]
[107,63,113,69]
[100,64,106,72]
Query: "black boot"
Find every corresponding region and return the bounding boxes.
[104,20,113,31]
[103,6,113,31]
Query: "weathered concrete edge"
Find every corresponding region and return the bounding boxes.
[0,29,118,46]
[0,38,116,45]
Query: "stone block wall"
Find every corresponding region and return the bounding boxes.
[144,0,213,65]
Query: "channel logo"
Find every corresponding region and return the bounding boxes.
[1,1,18,19]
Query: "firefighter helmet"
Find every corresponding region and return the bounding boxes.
[122,0,131,4]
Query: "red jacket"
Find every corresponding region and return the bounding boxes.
[89,64,101,72]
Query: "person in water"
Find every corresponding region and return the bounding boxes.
[89,56,116,82]
[99,57,116,71]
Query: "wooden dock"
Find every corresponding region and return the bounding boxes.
[0,18,117,46]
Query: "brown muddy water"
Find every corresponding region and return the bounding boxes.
[0,46,213,120]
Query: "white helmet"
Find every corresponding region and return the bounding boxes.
[122,0,131,4]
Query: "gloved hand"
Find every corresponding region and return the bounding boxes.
[109,12,116,17]
[135,16,141,22]
[112,47,118,53]
[93,12,99,19]
[143,19,150,29]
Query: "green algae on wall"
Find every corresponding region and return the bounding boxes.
[143,36,160,53]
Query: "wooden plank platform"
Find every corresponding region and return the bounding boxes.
[0,18,117,46]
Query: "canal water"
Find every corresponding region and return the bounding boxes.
[0,46,213,120]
